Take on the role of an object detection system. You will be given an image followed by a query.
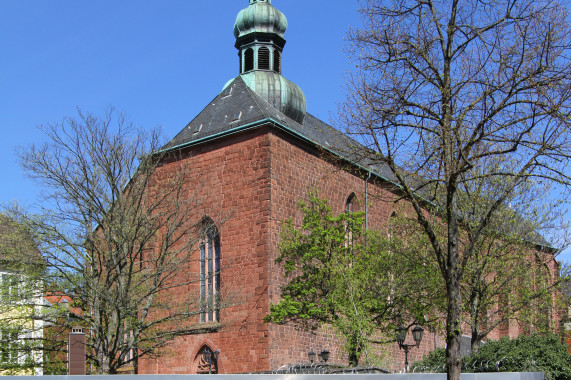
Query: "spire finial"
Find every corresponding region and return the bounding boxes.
[249,0,272,4]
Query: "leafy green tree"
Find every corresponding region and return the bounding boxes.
[266,193,441,366]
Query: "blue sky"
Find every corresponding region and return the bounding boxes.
[1,0,569,263]
[0,0,360,197]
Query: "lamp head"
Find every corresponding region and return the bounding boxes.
[396,326,407,346]
[412,325,424,346]
[202,347,212,362]
[308,349,316,363]
[321,349,330,363]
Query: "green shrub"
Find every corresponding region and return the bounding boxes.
[410,334,571,380]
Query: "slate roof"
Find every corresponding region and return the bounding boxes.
[164,75,397,183]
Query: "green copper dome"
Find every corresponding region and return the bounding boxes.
[229,0,307,123]
[234,0,288,39]
[241,71,307,124]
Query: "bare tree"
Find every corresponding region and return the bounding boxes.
[341,0,571,378]
[14,109,228,374]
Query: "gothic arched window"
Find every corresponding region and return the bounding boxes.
[345,193,356,248]
[345,193,356,213]
[200,219,220,323]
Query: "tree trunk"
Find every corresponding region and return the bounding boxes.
[446,187,462,380]
[446,280,462,380]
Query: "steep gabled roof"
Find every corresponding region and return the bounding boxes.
[164,75,397,183]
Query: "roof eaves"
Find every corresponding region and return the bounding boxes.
[160,115,555,253]
[159,115,408,201]
[157,117,275,154]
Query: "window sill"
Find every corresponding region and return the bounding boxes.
[185,322,222,334]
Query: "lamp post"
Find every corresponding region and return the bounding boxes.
[202,347,220,374]
[396,324,424,373]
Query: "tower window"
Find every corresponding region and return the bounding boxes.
[273,50,281,73]
[258,47,270,70]
[244,48,254,72]
[239,50,243,73]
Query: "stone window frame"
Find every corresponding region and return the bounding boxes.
[200,219,221,323]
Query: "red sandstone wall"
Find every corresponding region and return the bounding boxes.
[138,128,273,374]
[266,129,438,371]
[137,124,561,374]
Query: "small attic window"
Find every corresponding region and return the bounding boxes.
[193,124,202,134]
[222,86,232,97]
[232,112,242,122]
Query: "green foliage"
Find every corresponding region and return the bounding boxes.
[266,193,442,365]
[411,347,446,372]
[411,334,571,380]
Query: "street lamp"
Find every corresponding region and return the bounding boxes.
[308,349,316,363]
[308,349,329,364]
[317,349,330,363]
[202,347,220,374]
[396,324,424,372]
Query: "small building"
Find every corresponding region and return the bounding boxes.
[0,215,44,375]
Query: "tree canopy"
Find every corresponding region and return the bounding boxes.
[266,193,441,366]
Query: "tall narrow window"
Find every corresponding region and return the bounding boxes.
[273,50,281,73]
[200,220,220,323]
[345,194,356,249]
[258,47,270,70]
[244,48,254,72]
[345,193,355,213]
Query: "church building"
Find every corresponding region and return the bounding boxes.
[137,0,558,374]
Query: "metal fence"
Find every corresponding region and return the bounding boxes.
[2,373,544,380]
[410,356,544,374]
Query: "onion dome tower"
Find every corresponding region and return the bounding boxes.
[233,0,307,124]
